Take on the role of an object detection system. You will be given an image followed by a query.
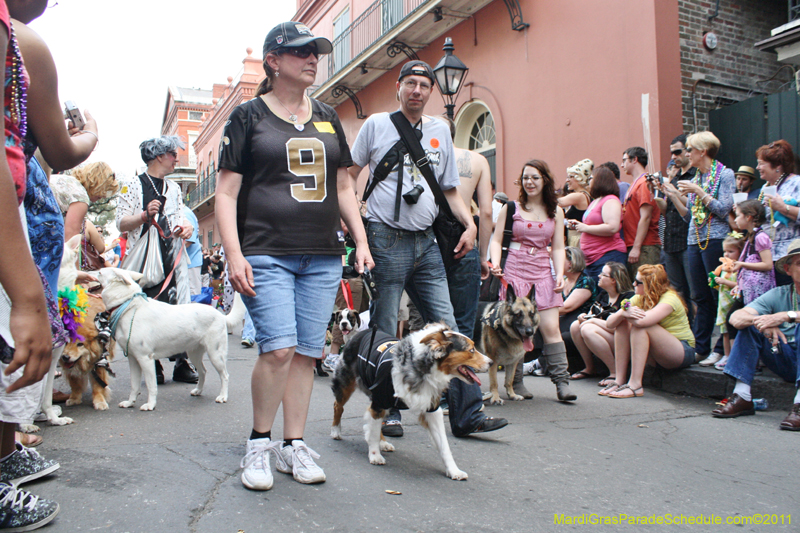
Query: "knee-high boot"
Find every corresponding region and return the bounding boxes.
[512,360,533,399]
[543,341,576,402]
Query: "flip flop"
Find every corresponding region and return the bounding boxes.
[608,384,644,399]
[598,382,620,396]
[598,377,617,387]
[570,370,599,380]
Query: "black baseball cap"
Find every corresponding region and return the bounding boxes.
[263,22,333,57]
[398,61,435,84]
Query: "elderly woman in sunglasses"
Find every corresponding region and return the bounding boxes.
[602,264,695,398]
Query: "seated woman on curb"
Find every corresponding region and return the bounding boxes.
[603,264,695,398]
[569,261,634,384]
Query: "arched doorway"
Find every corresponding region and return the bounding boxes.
[454,101,497,186]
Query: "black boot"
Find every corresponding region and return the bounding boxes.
[154,360,165,385]
[172,355,198,383]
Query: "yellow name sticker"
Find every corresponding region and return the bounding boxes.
[314,122,335,134]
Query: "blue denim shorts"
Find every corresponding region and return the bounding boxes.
[242,254,341,357]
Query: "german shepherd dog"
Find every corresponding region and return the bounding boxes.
[330,323,491,480]
[475,285,540,405]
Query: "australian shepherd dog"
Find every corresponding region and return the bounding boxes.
[330,323,491,480]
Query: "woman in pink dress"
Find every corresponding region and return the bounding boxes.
[490,160,574,401]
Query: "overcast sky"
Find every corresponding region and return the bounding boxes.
[29,0,296,178]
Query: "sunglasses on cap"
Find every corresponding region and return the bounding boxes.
[277,45,318,59]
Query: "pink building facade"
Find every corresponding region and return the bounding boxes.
[298,0,683,192]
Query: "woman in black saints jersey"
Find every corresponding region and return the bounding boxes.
[217,22,373,491]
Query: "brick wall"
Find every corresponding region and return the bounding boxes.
[679,0,787,133]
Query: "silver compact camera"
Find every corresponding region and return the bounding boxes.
[63,101,85,130]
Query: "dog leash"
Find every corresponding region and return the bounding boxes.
[486,261,509,291]
[145,215,185,300]
[108,293,147,358]
[340,280,354,310]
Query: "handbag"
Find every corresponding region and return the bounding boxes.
[388,112,465,269]
[120,222,165,289]
[80,221,107,272]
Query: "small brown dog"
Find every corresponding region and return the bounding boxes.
[60,296,115,410]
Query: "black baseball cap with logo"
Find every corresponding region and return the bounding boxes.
[263,22,333,57]
[398,60,435,84]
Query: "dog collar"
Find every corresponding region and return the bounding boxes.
[108,293,147,340]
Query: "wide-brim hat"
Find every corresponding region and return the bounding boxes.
[263,22,333,57]
[776,238,800,274]
[735,165,756,180]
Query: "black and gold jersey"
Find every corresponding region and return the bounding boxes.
[219,96,352,256]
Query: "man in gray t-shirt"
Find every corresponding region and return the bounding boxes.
[349,61,508,438]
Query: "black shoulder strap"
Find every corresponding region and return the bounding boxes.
[500,201,516,268]
[389,111,455,219]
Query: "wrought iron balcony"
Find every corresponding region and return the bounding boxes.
[792,0,800,22]
[187,170,216,209]
[317,0,428,87]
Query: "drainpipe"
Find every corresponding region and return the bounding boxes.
[708,0,720,23]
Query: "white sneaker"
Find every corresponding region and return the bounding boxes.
[522,361,535,375]
[714,355,729,370]
[321,354,339,374]
[240,438,282,491]
[699,352,722,367]
[288,441,326,484]
[275,444,293,475]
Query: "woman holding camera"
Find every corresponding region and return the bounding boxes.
[672,132,734,360]
[571,167,627,279]
[490,160,574,401]
[216,22,372,491]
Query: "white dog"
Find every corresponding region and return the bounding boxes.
[96,268,234,411]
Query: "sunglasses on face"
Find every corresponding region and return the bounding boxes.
[684,146,694,153]
[670,148,684,156]
[633,278,643,286]
[279,45,318,59]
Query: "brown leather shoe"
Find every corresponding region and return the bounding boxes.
[779,403,800,431]
[712,394,755,418]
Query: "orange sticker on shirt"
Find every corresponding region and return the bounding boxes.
[430,138,440,149]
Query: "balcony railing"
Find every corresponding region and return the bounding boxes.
[187,170,216,209]
[792,0,800,22]
[317,0,428,87]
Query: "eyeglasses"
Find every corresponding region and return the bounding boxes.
[278,45,319,59]
[670,148,684,156]
[521,176,541,182]
[598,272,610,278]
[402,79,432,91]
[622,157,631,163]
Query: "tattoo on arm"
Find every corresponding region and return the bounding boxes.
[457,151,473,180]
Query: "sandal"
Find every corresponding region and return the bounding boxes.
[598,382,620,396]
[570,370,598,380]
[608,384,644,399]
[598,377,617,387]
[15,431,42,448]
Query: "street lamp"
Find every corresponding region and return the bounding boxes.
[432,37,468,121]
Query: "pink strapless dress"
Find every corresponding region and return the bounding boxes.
[499,203,563,311]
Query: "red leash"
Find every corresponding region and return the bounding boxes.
[147,217,185,300]
[486,261,509,291]
[341,280,354,310]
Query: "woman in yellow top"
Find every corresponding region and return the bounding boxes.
[603,264,695,398]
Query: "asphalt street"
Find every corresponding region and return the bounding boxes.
[26,336,797,532]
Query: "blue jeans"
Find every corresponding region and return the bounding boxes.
[584,249,628,280]
[686,240,724,356]
[242,309,255,342]
[368,222,456,335]
[724,325,799,387]
[662,247,694,326]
